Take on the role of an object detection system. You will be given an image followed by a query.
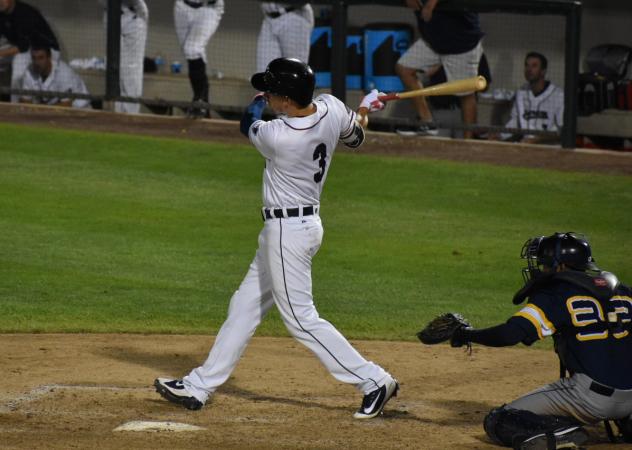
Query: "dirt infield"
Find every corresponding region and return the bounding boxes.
[0,334,622,449]
[1,103,631,176]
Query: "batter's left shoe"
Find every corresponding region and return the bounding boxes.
[154,378,203,411]
[513,425,589,450]
[353,378,399,419]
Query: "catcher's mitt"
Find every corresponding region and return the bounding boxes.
[416,313,471,345]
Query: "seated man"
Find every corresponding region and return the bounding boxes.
[19,44,91,108]
[500,52,564,144]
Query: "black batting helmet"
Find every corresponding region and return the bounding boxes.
[520,232,600,282]
[251,58,315,107]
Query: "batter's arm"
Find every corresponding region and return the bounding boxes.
[240,94,266,137]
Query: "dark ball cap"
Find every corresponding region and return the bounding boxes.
[251,58,315,107]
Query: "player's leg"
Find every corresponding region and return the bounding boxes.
[483,373,612,448]
[276,7,314,63]
[183,4,222,115]
[256,18,281,73]
[261,217,395,399]
[442,41,482,139]
[178,247,275,404]
[395,38,441,134]
[116,15,147,113]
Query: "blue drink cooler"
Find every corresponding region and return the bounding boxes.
[308,26,364,89]
[363,24,412,92]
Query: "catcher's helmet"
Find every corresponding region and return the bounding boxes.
[251,58,315,107]
[520,232,599,282]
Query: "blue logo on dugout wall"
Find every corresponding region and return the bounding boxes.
[364,26,412,92]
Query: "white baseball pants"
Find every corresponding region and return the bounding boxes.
[256,7,314,72]
[174,0,223,62]
[183,215,392,403]
[116,10,147,114]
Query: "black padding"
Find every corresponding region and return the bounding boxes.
[483,406,579,446]
[187,58,209,101]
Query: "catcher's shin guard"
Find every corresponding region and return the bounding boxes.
[484,406,580,447]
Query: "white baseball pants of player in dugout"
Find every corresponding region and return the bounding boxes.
[174,0,224,63]
[256,2,314,72]
[183,214,392,402]
[117,0,148,114]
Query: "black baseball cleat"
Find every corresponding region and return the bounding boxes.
[353,378,399,419]
[513,425,589,450]
[154,378,203,411]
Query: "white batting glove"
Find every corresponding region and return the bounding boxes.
[359,89,386,112]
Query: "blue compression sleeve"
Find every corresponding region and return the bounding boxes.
[240,96,266,137]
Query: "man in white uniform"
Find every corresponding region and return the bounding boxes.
[109,0,148,114]
[174,0,224,117]
[155,58,399,420]
[501,52,564,144]
[256,2,313,72]
[19,44,91,109]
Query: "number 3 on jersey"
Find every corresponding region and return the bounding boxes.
[313,143,327,183]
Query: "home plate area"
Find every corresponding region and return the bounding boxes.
[113,420,206,432]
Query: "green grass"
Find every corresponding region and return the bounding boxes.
[1,123,631,340]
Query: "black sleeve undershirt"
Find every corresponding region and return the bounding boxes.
[455,320,529,347]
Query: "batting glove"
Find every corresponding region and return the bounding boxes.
[359,89,386,112]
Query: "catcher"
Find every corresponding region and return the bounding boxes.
[418,232,632,449]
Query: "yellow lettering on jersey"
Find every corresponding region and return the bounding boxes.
[567,296,608,341]
[611,296,632,339]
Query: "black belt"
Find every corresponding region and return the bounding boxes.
[590,381,615,397]
[262,205,317,221]
[266,6,297,18]
[184,0,216,8]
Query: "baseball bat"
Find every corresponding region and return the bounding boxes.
[377,76,487,102]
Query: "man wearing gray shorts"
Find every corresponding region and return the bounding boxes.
[449,232,632,449]
[395,0,483,138]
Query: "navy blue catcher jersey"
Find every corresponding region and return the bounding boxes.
[509,279,632,389]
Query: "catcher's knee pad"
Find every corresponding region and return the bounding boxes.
[484,406,578,446]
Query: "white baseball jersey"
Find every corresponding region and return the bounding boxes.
[249,93,357,208]
[181,93,393,403]
[174,0,224,62]
[20,59,91,109]
[505,82,564,136]
[256,2,314,72]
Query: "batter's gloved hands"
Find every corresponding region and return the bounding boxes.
[359,89,386,113]
[416,313,471,346]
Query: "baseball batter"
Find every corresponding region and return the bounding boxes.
[155,58,399,420]
[256,2,313,72]
[174,0,224,117]
[446,232,632,448]
[502,52,564,144]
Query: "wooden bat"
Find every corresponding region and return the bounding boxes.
[377,76,487,102]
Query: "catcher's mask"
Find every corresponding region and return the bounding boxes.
[520,232,600,283]
[251,57,315,108]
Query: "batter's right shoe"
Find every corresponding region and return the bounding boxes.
[353,378,399,419]
[513,425,589,450]
[154,378,203,411]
